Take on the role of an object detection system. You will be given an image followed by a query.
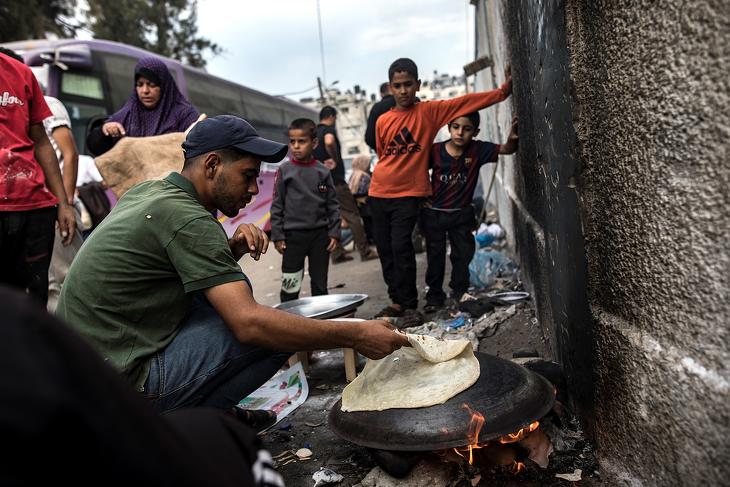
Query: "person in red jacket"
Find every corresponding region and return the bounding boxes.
[0,49,75,304]
[370,57,511,326]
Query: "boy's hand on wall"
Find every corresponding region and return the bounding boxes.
[275,240,286,254]
[503,64,513,95]
[500,117,519,155]
[327,237,338,252]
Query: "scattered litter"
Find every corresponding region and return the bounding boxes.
[313,467,344,486]
[469,249,518,288]
[273,451,295,460]
[315,384,331,390]
[277,422,292,431]
[470,474,481,486]
[460,292,477,302]
[296,448,313,459]
[475,222,505,248]
[439,315,469,331]
[459,297,496,317]
[282,458,296,466]
[305,421,323,428]
[555,469,582,482]
[328,283,346,289]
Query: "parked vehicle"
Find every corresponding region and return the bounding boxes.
[3,39,316,234]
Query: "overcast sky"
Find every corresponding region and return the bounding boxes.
[197,0,474,101]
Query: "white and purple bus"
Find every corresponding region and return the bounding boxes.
[2,39,314,235]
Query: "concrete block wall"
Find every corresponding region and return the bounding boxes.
[473,0,729,484]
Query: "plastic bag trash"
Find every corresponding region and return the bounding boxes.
[468,249,516,288]
[475,223,505,248]
[313,467,343,486]
[439,315,469,331]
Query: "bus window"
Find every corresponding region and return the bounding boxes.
[185,68,246,118]
[61,98,108,156]
[98,52,140,109]
[61,72,105,100]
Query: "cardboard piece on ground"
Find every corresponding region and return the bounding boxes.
[237,362,309,428]
[94,132,186,199]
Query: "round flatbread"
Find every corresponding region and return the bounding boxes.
[341,334,480,412]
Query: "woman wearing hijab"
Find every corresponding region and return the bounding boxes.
[87,57,199,155]
[348,154,375,244]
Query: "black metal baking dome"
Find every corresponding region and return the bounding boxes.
[328,352,555,451]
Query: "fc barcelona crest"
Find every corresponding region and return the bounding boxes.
[464,157,473,167]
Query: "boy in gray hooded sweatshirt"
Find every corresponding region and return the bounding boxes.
[271,118,341,302]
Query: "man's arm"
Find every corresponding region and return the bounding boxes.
[364,104,380,151]
[29,124,75,245]
[323,132,343,170]
[269,168,286,242]
[51,126,79,204]
[325,172,341,239]
[204,280,409,359]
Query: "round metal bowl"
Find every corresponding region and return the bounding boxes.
[273,294,368,319]
[489,291,530,304]
[328,351,554,451]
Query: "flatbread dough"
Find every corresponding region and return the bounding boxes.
[341,334,480,412]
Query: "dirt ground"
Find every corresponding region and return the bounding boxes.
[242,245,603,486]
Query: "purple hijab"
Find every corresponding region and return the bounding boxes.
[107,57,199,137]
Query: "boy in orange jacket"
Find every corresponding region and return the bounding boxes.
[370,57,512,326]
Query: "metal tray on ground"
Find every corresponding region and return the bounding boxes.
[273,294,368,319]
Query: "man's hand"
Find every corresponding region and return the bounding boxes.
[274,240,286,255]
[102,121,126,138]
[229,223,269,261]
[326,237,338,252]
[323,158,336,170]
[57,203,76,246]
[500,117,519,154]
[352,320,411,360]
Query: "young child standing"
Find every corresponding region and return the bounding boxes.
[422,113,518,312]
[271,119,340,302]
[370,57,512,325]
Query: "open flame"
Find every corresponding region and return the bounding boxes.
[452,404,486,464]
[450,408,540,471]
[498,421,539,444]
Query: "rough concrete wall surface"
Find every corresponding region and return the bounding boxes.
[564,1,729,484]
[475,0,596,439]
[474,0,729,484]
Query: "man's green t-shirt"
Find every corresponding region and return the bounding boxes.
[57,172,248,392]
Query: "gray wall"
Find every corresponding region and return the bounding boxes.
[473,1,729,485]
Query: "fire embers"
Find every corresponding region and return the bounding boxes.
[440,403,554,475]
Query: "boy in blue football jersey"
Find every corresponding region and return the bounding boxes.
[421,113,518,312]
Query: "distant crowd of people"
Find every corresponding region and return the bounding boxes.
[1,46,517,485]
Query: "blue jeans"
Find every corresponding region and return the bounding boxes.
[144,295,291,413]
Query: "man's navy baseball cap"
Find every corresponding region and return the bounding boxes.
[182,115,288,162]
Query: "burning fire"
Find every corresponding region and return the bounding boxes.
[498,421,539,444]
[451,405,540,472]
[453,404,485,464]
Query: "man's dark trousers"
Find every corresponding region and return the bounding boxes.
[331,181,370,261]
[0,207,56,304]
[370,196,420,309]
[420,207,476,305]
[281,227,330,302]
